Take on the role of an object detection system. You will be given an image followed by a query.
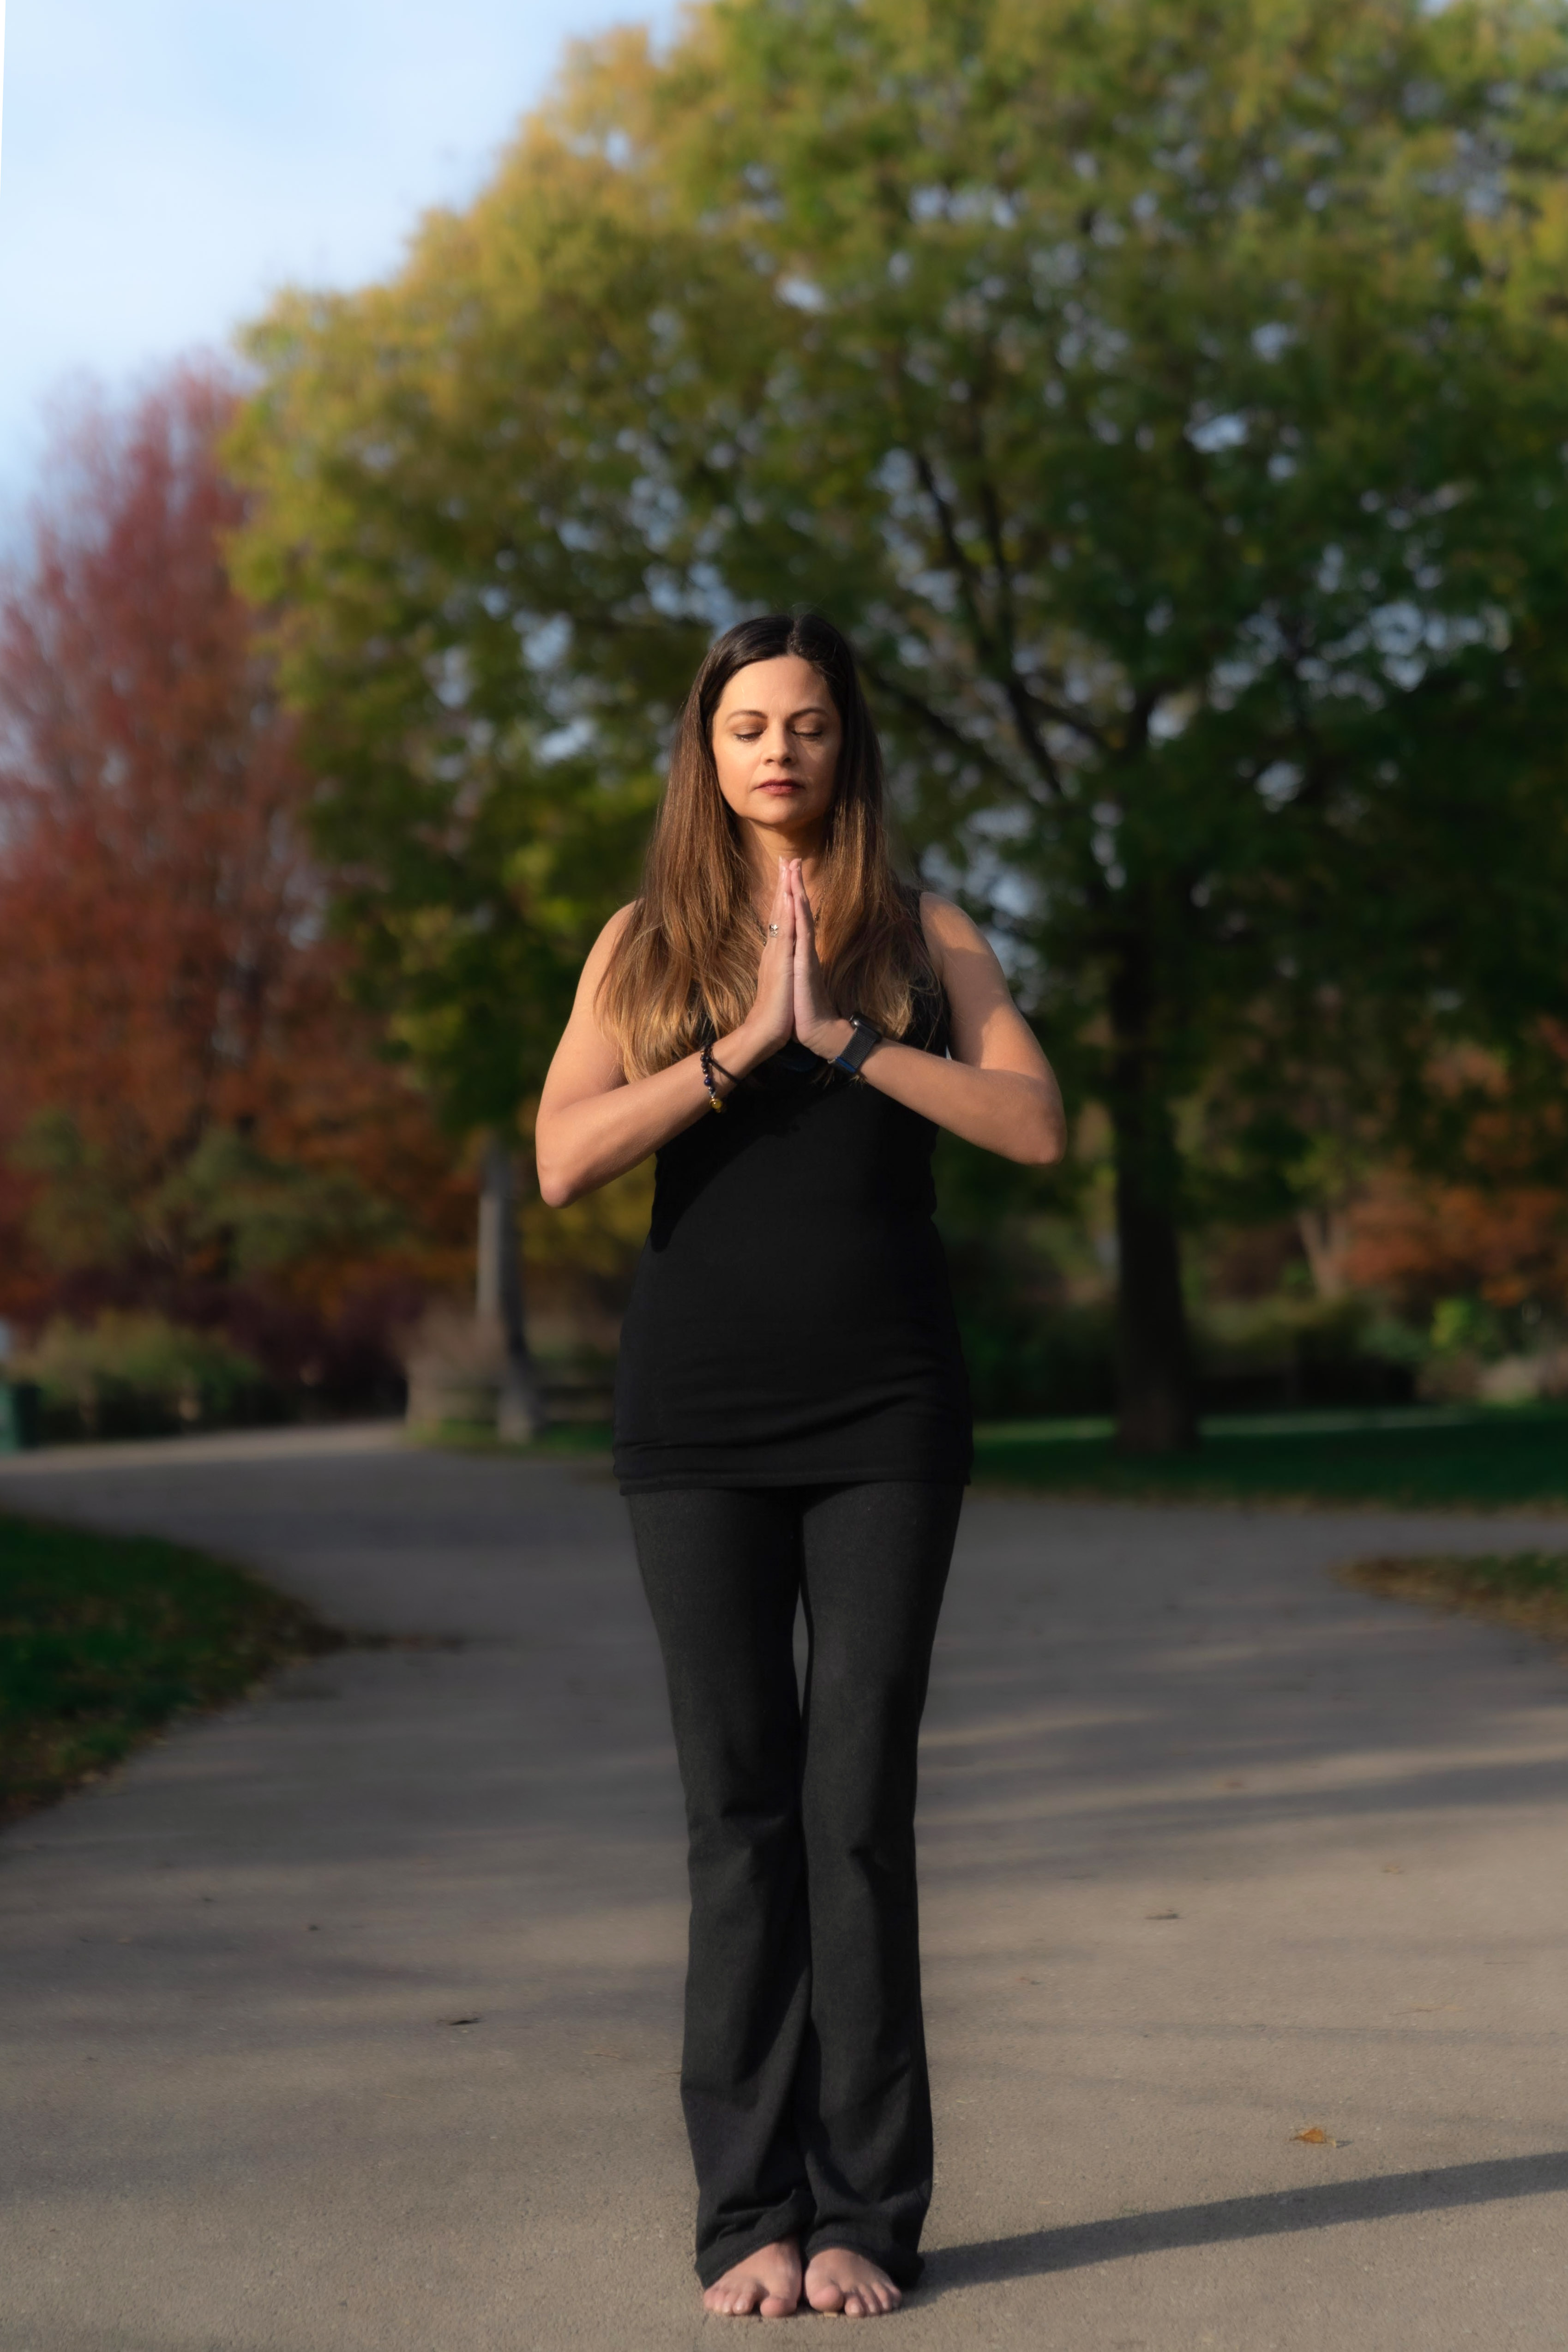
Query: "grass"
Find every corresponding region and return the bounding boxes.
[6,1421,1561,1835]
[0,1512,345,1825]
[1341,1551,1568,1647]
[972,1404,1568,1510]
[420,1402,1568,1510]
[410,1419,616,1459]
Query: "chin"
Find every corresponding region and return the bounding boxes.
[757,798,823,824]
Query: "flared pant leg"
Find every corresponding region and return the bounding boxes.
[630,1486,813,2278]
[793,1479,961,2283]
[627,1480,961,2291]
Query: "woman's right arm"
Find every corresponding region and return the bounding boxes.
[535,870,794,1208]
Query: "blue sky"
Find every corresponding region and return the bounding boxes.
[0,0,678,529]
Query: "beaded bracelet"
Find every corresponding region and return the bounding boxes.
[699,1042,727,1113]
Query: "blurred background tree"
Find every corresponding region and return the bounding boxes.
[230,0,1568,1451]
[225,145,692,1430]
[0,366,473,1433]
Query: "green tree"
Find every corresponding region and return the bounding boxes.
[232,0,1568,1450]
[226,78,717,1131]
[228,85,727,1426]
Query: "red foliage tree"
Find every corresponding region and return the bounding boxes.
[1344,1178,1568,1320]
[1339,1045,1568,1333]
[0,365,468,1394]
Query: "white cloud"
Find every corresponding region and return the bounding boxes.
[0,0,678,529]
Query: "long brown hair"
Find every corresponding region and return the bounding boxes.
[597,612,936,1079]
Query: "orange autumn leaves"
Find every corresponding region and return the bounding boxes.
[1343,1172,1568,1322]
[0,367,469,1341]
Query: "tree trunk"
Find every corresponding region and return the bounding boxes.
[476,1132,547,1441]
[1107,939,1199,1455]
[1297,1204,1352,1300]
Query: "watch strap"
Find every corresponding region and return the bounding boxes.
[831,1016,883,1077]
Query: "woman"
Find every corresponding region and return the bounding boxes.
[536,612,1064,2318]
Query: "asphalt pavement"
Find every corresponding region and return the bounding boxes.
[1,1427,1566,2351]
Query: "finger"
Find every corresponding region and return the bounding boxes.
[791,862,815,938]
[767,865,793,945]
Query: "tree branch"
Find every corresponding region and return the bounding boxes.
[857,656,1022,795]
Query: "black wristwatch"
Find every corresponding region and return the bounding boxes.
[831,1015,883,1078]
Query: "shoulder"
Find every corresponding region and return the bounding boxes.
[916,891,991,970]
[575,902,642,1020]
[584,901,639,975]
[916,893,1020,1031]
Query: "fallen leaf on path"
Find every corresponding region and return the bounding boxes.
[1292,2126,1337,2146]
[445,2015,481,2027]
[1146,1910,1180,1920]
[1382,1864,1404,1875]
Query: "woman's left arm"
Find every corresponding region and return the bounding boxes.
[793,872,1067,1165]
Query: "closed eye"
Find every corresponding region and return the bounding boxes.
[731,726,825,743]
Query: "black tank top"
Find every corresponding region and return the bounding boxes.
[613,984,972,1492]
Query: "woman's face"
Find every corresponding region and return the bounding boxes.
[710,655,841,844]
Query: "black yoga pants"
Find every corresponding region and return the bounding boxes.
[626,1479,963,2291]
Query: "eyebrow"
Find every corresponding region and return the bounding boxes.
[723,704,833,721]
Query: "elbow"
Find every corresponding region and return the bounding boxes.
[533,1141,576,1209]
[537,1168,583,1211]
[1033,1080,1069,1167]
[1021,1100,1068,1168]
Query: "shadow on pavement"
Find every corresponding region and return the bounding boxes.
[926,2150,1568,2293]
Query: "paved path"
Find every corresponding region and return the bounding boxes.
[2,1432,1567,2351]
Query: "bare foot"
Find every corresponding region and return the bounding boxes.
[702,2238,802,2318]
[803,2247,902,2317]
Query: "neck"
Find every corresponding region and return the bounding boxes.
[743,818,826,906]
